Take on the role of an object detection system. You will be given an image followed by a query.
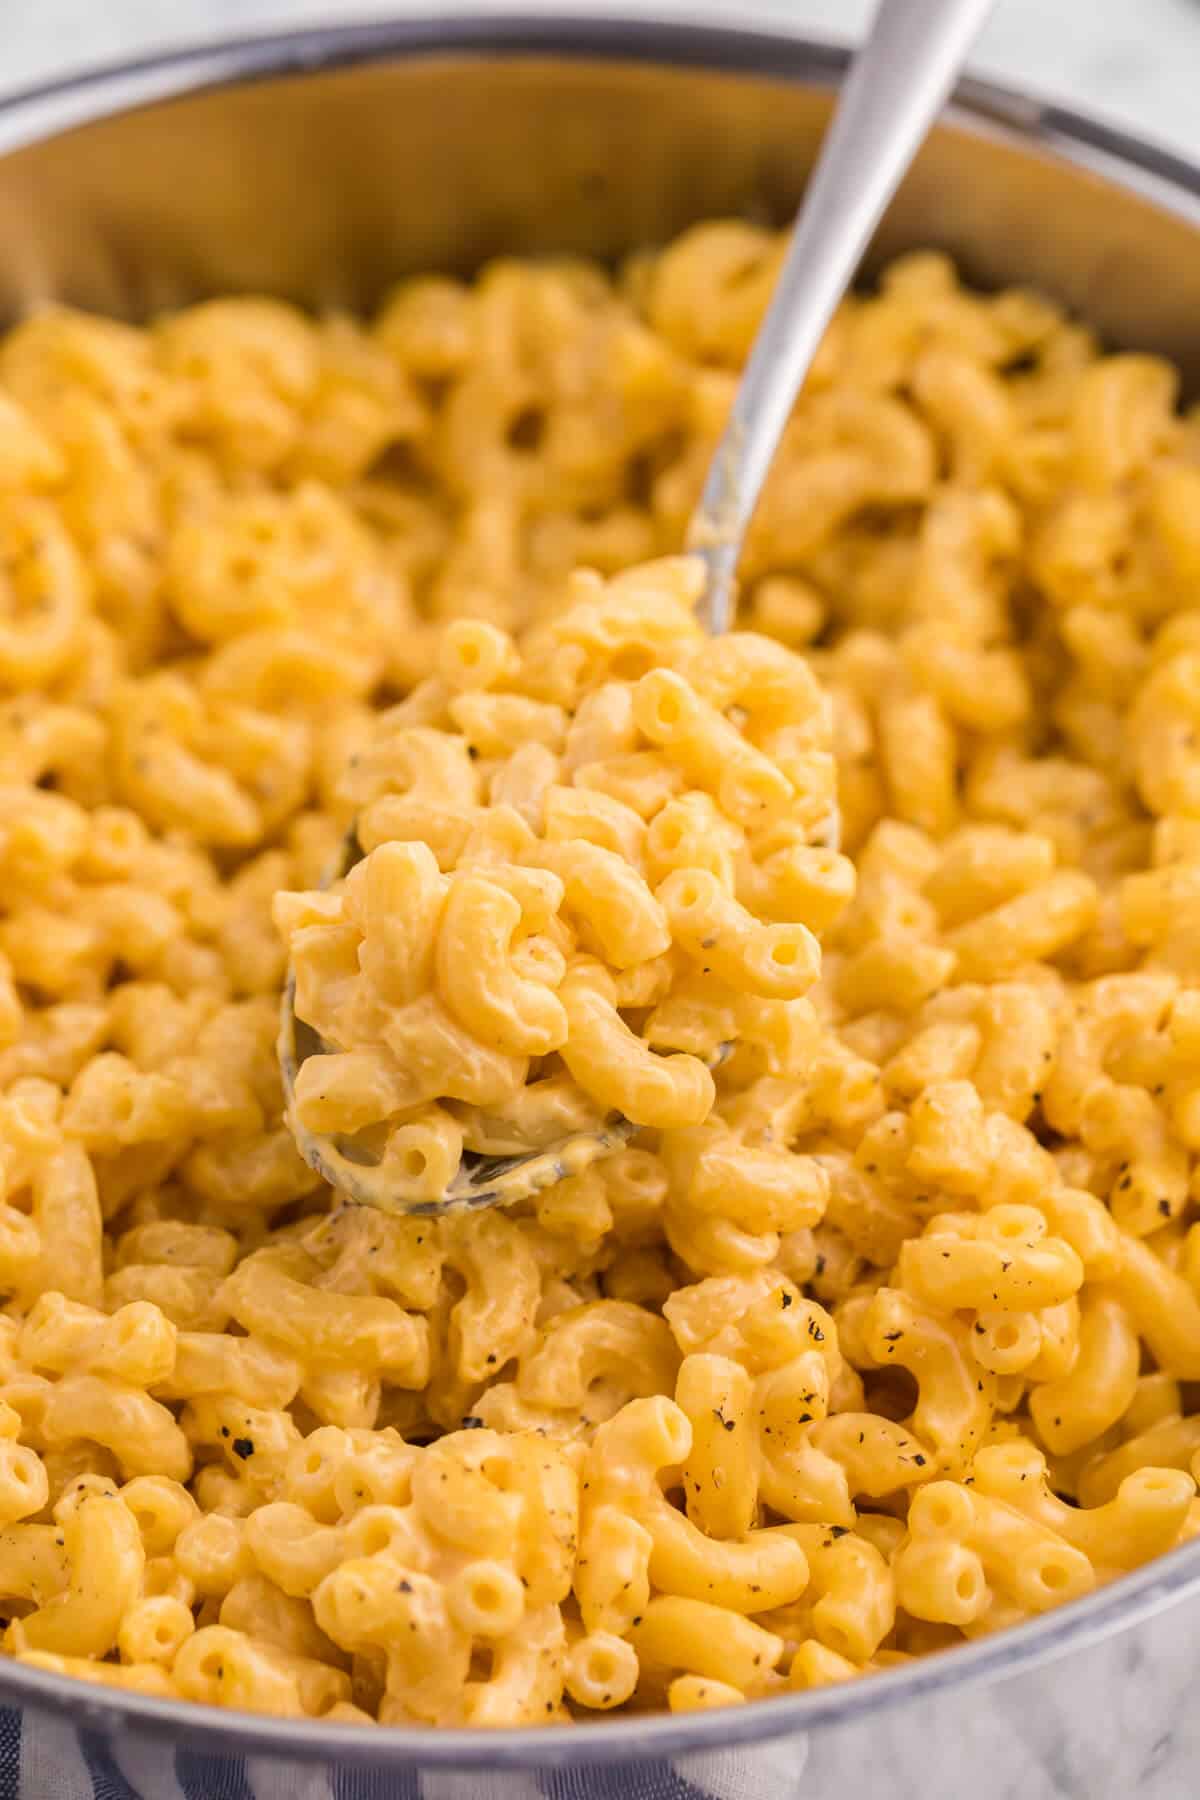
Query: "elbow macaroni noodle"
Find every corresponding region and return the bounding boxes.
[0,229,1199,1723]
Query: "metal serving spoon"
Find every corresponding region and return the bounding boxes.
[280,0,996,1215]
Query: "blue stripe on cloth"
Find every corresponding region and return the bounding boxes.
[332,1758,421,1800]
[0,1709,19,1800]
[81,1732,141,1800]
[176,1748,256,1800]
[541,1760,717,1800]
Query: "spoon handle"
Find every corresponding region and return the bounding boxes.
[689,0,997,632]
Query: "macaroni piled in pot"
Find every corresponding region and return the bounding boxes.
[0,230,1199,1723]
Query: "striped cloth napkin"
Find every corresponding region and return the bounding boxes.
[0,1704,804,1800]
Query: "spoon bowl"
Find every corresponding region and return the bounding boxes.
[279,828,639,1214]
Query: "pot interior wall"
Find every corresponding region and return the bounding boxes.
[2,50,1200,385]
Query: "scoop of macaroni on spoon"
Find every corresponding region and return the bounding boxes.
[276,0,996,1212]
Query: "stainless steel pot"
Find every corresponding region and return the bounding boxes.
[3,16,1200,1797]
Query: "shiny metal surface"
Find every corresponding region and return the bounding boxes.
[4,20,1200,373]
[690,0,995,634]
[5,17,1200,1796]
[277,0,1004,1215]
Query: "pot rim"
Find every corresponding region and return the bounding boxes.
[3,7,1200,1767]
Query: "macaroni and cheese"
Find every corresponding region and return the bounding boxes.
[0,231,1199,1725]
[275,555,844,1206]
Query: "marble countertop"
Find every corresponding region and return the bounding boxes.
[2,0,1199,159]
